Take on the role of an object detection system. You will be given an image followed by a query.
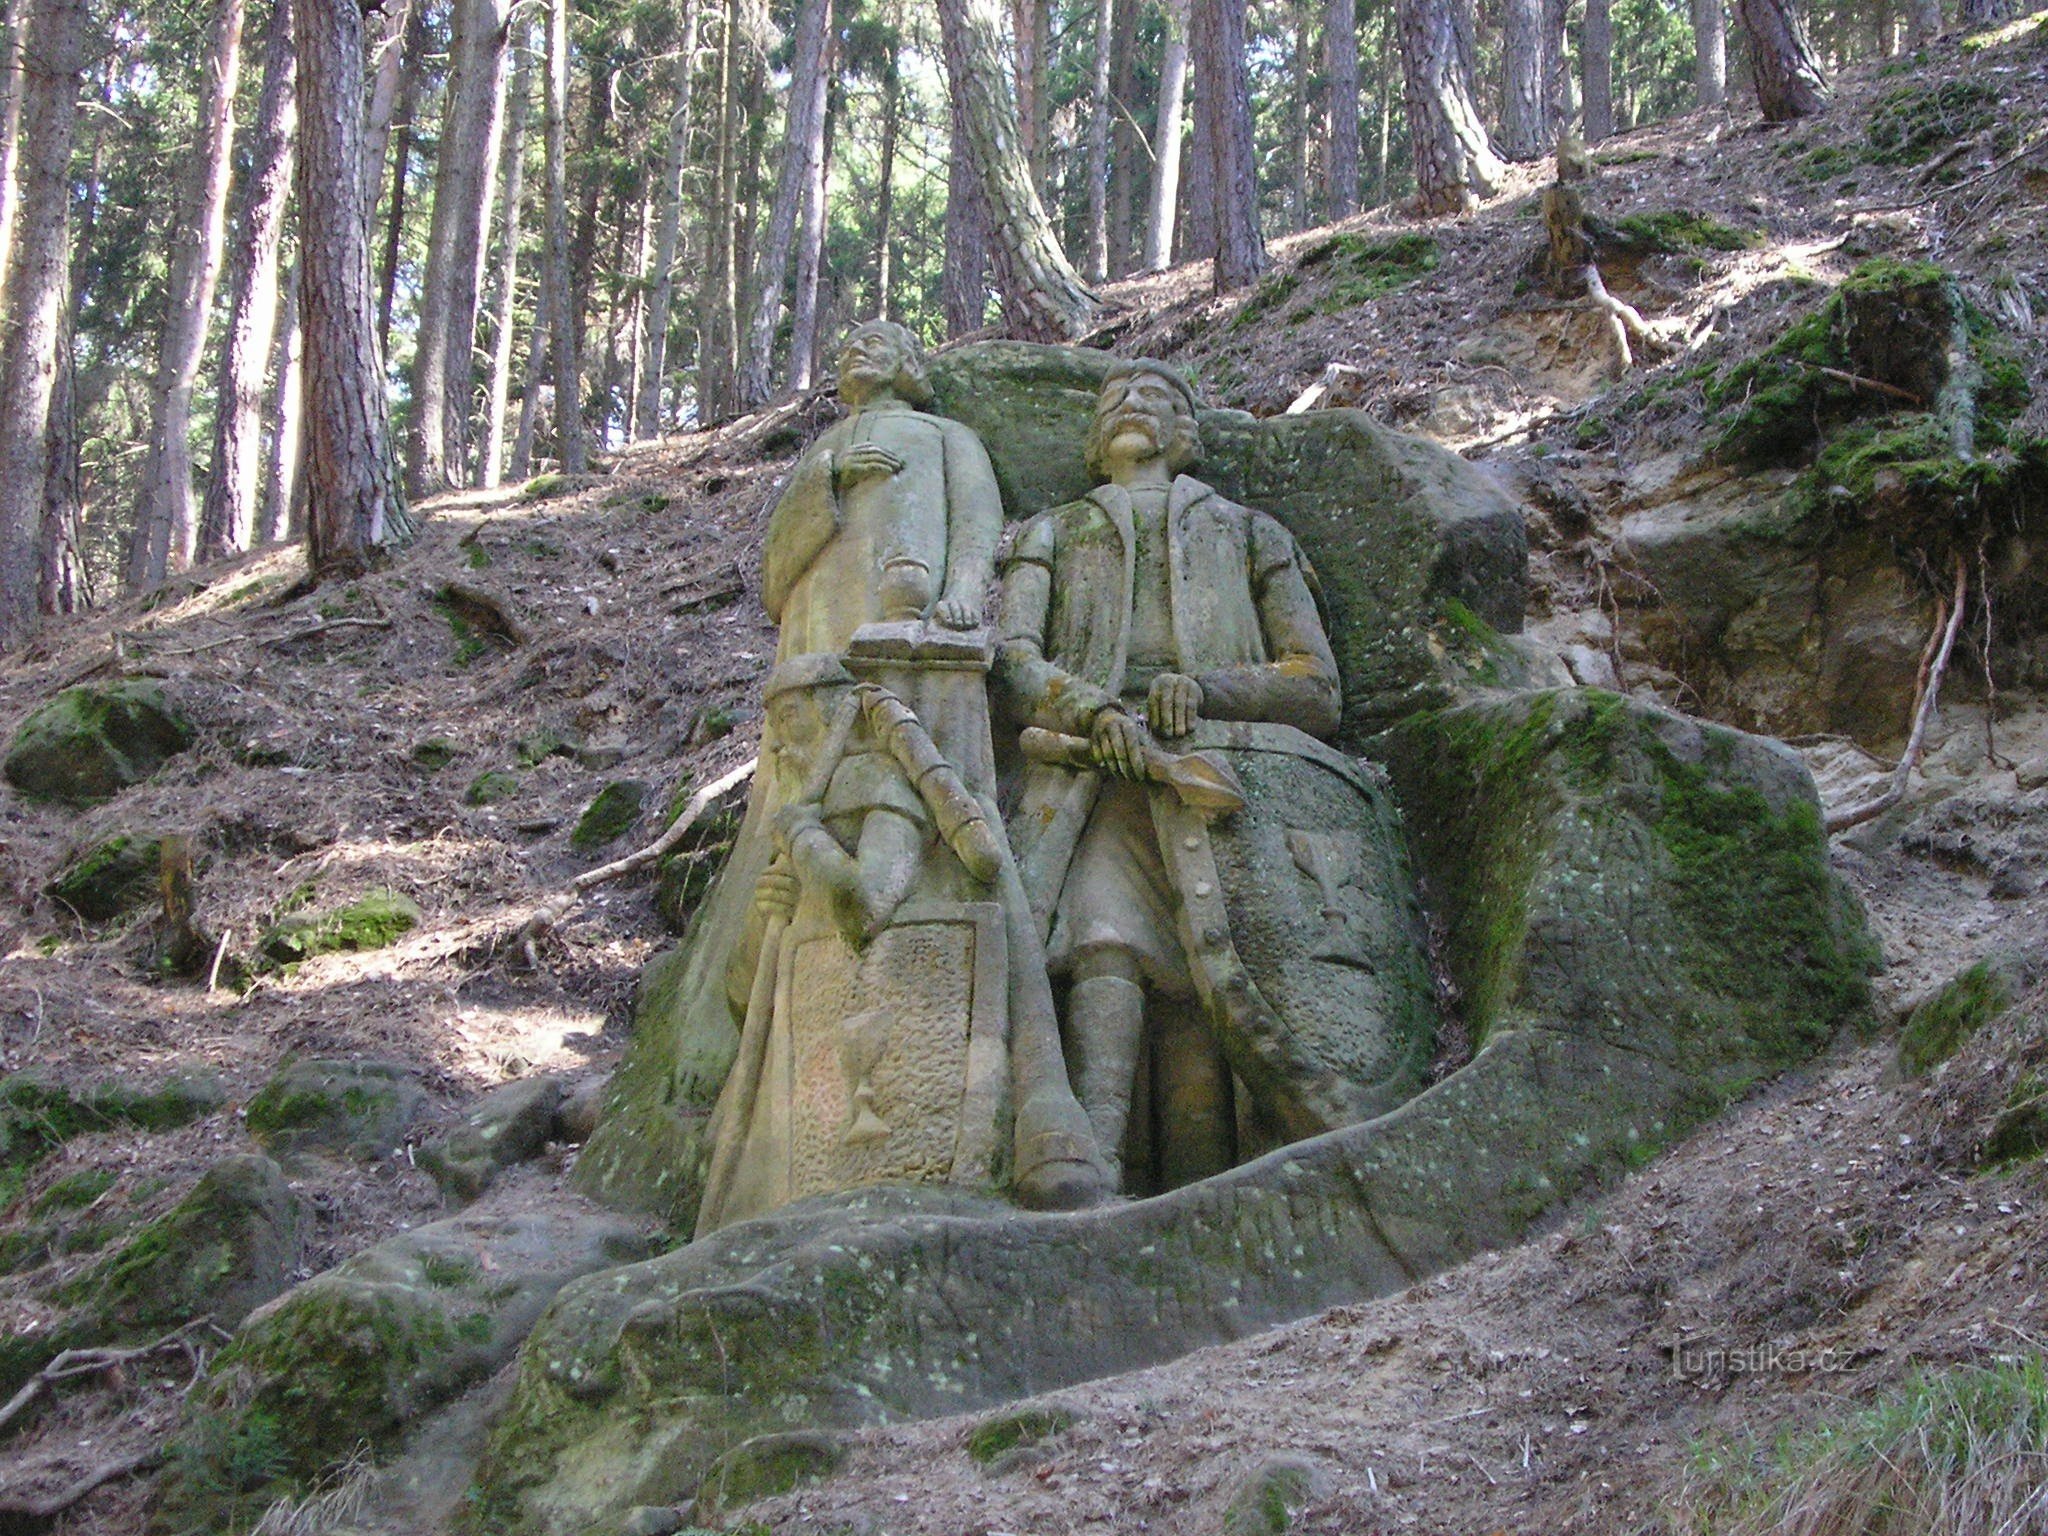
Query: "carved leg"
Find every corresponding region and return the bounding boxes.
[1068,947,1147,1187]
[1153,998,1234,1191]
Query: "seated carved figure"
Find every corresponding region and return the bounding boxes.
[996,361,1437,1192]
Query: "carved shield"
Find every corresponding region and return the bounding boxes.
[1154,723,1436,1144]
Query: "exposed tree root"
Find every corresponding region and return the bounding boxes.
[510,754,757,965]
[0,1322,217,1443]
[0,1446,165,1532]
[1826,554,1970,833]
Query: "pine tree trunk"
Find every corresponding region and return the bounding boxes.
[127,0,246,589]
[511,306,546,478]
[696,0,744,421]
[1144,0,1188,270]
[935,0,1096,338]
[1694,0,1727,105]
[1397,0,1504,214]
[1499,0,1547,158]
[258,267,302,546]
[480,25,531,487]
[0,0,83,642]
[1543,0,1574,129]
[567,53,614,408]
[1179,24,1213,258]
[1583,0,1612,140]
[361,0,413,199]
[1906,0,1941,43]
[199,0,297,564]
[0,0,29,291]
[375,7,427,351]
[1201,0,1265,289]
[740,0,831,407]
[633,0,700,440]
[873,55,899,316]
[942,93,991,336]
[406,0,512,493]
[1957,0,2008,25]
[39,322,84,615]
[1326,0,1361,213]
[298,0,413,580]
[1084,0,1113,279]
[787,57,834,395]
[1737,0,1827,120]
[1009,0,1046,191]
[1107,0,1137,275]
[1288,1,1310,230]
[543,0,586,467]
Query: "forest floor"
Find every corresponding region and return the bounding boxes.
[3,15,2048,1534]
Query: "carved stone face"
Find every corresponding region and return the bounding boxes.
[1085,367,1201,479]
[838,325,910,403]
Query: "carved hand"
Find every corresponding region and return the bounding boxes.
[1089,708,1151,782]
[1146,672,1203,739]
[933,591,982,629]
[753,860,799,920]
[834,443,903,488]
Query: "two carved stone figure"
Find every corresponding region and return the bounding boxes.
[697,324,1437,1230]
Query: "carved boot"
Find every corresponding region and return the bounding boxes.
[1068,972,1147,1188]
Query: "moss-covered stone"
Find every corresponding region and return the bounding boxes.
[964,1406,1077,1465]
[572,780,648,851]
[244,1057,424,1161]
[1867,78,1998,166]
[47,833,162,922]
[1982,1072,2048,1166]
[72,1153,301,1334]
[692,1432,845,1520]
[420,1076,565,1204]
[0,1069,223,1205]
[258,888,421,964]
[1606,209,1762,254]
[3,680,194,806]
[154,1208,656,1536]
[1899,954,2031,1077]
[1220,1455,1328,1536]
[411,737,462,771]
[467,769,522,805]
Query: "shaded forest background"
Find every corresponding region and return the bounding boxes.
[0,0,2018,637]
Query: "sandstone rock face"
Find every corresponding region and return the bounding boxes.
[469,690,1875,1536]
[421,1076,566,1203]
[3,680,194,805]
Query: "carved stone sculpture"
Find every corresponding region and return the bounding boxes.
[995,361,1437,1190]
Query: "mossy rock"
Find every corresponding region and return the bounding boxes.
[47,833,162,922]
[259,889,422,964]
[469,701,1879,1536]
[965,1405,1077,1465]
[1982,1072,2048,1166]
[71,1153,301,1335]
[244,1057,424,1161]
[467,769,523,805]
[3,680,195,806]
[653,795,743,936]
[0,1069,224,1197]
[1220,1455,1329,1536]
[572,781,648,851]
[1605,209,1762,254]
[419,1076,565,1204]
[691,1432,845,1521]
[154,1208,657,1535]
[1899,953,2034,1077]
[411,737,462,771]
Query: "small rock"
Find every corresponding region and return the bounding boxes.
[466,769,522,805]
[693,1431,846,1522]
[2015,757,2048,792]
[245,1057,424,1161]
[411,737,462,771]
[617,1508,684,1536]
[965,1405,1079,1467]
[574,740,629,772]
[46,833,162,922]
[420,1076,564,1203]
[259,889,422,964]
[573,780,648,850]
[3,680,194,806]
[1220,1454,1331,1536]
[555,1074,610,1145]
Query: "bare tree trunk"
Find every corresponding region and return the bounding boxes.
[542,0,585,467]
[1179,60,1213,261]
[1499,0,1547,158]
[787,55,834,394]
[1957,0,2009,25]
[633,0,700,440]
[1737,0,1827,120]
[406,0,512,493]
[873,50,899,316]
[0,0,83,642]
[1084,0,1113,279]
[1582,0,1612,140]
[511,306,546,477]
[1326,0,1361,212]
[1397,0,1504,214]
[1009,0,1047,191]
[1288,0,1310,230]
[1107,0,1137,275]
[942,94,992,336]
[127,0,246,589]
[0,0,28,291]
[1372,17,1393,201]
[39,320,84,615]
[740,0,831,406]
[1906,0,1941,43]
[935,0,1097,337]
[298,0,413,580]
[199,0,297,564]
[1543,0,1573,129]
[1202,0,1265,289]
[375,6,427,352]
[361,0,413,198]
[1695,0,1727,104]
[1144,0,1188,269]
[696,0,745,420]
[480,24,531,487]
[258,266,302,546]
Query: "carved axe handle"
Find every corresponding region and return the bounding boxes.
[1017,727,1246,819]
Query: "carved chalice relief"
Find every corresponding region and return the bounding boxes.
[1286,829,1378,972]
[837,1008,893,1148]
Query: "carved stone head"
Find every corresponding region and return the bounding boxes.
[1084,359,1202,481]
[836,320,934,408]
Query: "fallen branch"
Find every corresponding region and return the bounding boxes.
[511,756,757,966]
[1583,265,1676,375]
[0,1321,215,1441]
[1795,363,1924,406]
[1826,555,1969,833]
[0,1446,165,1532]
[1285,363,1365,415]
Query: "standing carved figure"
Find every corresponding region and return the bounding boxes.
[996,361,1435,1191]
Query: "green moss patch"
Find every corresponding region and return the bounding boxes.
[46,833,161,922]
[244,1058,423,1161]
[1607,209,1762,254]
[259,889,421,965]
[466,769,521,805]
[965,1406,1077,1465]
[1900,958,2025,1076]
[572,780,647,850]
[695,1431,846,1517]
[0,1071,223,1207]
[1983,1072,2048,1165]
[3,680,194,806]
[1868,78,1999,166]
[410,737,461,771]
